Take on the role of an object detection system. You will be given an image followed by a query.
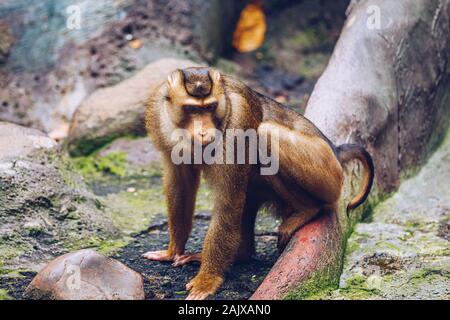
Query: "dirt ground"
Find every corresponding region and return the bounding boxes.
[0,212,279,300]
[113,214,279,300]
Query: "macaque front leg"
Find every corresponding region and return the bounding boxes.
[186,171,248,300]
[142,161,200,263]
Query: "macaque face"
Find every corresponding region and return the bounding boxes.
[165,67,226,146]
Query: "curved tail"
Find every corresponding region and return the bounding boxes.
[337,144,375,210]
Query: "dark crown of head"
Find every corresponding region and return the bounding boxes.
[182,67,212,98]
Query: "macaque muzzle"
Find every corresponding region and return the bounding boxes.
[188,119,217,146]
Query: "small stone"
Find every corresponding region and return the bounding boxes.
[24,249,145,300]
[127,187,136,193]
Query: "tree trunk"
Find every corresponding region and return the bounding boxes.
[252,0,450,300]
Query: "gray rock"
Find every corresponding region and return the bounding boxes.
[331,129,450,300]
[98,137,161,167]
[0,122,56,162]
[24,249,144,300]
[0,122,116,269]
[66,58,198,156]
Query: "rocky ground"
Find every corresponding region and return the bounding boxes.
[321,130,450,300]
[0,135,281,300]
[3,129,448,300]
[74,137,281,300]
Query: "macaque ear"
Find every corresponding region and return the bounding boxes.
[167,69,182,89]
[209,68,221,84]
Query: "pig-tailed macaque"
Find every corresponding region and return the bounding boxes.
[143,67,374,300]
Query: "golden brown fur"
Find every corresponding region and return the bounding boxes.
[143,67,374,300]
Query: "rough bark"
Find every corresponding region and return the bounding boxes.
[252,0,450,300]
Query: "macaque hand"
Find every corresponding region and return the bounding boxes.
[142,250,201,267]
[186,273,223,300]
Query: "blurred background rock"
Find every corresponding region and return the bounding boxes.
[0,0,348,139]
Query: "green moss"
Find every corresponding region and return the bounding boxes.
[297,53,328,80]
[345,231,371,256]
[0,243,28,262]
[104,181,213,235]
[290,25,329,49]
[411,268,450,281]
[336,274,380,299]
[0,289,12,300]
[284,270,339,300]
[70,137,163,185]
[281,191,388,300]
[382,242,401,252]
[97,152,127,177]
[24,224,45,237]
[105,187,165,235]
[144,163,163,178]
[0,267,32,278]
[64,235,131,255]
[67,135,117,158]
[72,151,127,178]
[0,267,11,276]
[97,238,131,255]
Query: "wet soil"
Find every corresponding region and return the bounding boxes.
[0,212,279,300]
[113,213,279,300]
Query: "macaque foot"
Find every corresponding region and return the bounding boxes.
[172,253,201,267]
[186,273,223,300]
[141,250,174,261]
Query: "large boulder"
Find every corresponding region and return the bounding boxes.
[66,58,198,156]
[24,249,145,300]
[0,122,116,268]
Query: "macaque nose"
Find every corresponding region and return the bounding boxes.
[196,130,214,146]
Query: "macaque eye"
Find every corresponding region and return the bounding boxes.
[183,103,218,113]
[204,102,218,111]
[184,105,200,112]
